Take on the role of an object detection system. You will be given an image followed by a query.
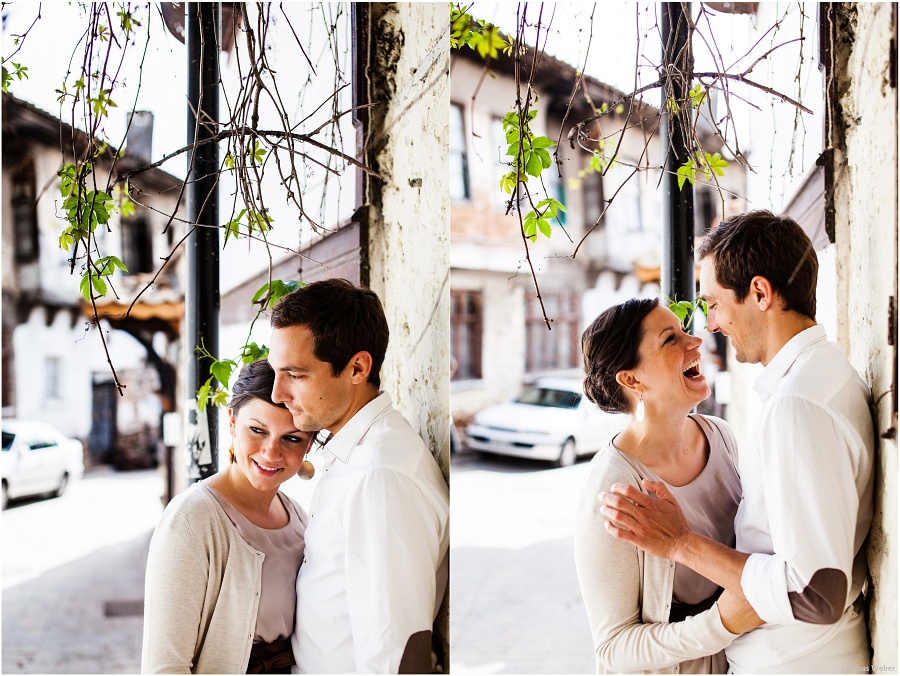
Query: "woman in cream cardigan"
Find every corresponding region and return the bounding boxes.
[142,359,315,674]
[575,299,762,674]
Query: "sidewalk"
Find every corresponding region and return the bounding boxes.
[2,531,152,673]
[2,467,163,674]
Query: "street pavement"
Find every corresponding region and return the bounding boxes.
[450,449,596,674]
[2,466,165,674]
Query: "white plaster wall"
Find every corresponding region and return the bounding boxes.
[832,3,898,665]
[367,3,451,481]
[12,308,148,440]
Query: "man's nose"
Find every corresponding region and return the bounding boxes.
[271,375,287,403]
[706,311,719,333]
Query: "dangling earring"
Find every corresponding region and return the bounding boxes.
[635,393,645,423]
[228,443,236,464]
[298,457,315,480]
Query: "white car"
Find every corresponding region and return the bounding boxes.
[2,420,85,509]
[464,378,627,467]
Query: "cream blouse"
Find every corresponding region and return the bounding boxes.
[206,485,306,643]
[574,415,741,674]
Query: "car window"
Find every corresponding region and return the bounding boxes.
[2,431,15,452]
[515,387,582,409]
[28,439,57,450]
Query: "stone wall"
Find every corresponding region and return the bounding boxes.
[831,3,898,667]
[365,3,451,666]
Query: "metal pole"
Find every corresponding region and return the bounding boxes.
[184,2,220,484]
[660,2,695,306]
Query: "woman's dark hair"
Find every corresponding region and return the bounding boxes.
[270,278,389,389]
[581,298,659,414]
[228,359,287,413]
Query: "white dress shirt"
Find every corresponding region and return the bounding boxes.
[291,392,450,674]
[726,325,874,672]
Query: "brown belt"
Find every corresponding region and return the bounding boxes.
[246,637,295,674]
[669,587,723,623]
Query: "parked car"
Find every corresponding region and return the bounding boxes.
[464,378,627,467]
[1,420,85,509]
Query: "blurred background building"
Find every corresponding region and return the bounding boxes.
[2,94,184,471]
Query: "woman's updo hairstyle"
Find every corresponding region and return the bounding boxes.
[582,298,659,414]
[228,358,287,414]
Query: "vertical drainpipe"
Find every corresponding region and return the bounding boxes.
[184,2,220,484]
[660,3,695,306]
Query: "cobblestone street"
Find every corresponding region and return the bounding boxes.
[2,467,163,674]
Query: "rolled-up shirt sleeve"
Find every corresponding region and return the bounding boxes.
[342,468,448,673]
[740,397,861,625]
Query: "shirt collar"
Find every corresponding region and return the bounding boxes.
[753,324,827,399]
[319,391,392,464]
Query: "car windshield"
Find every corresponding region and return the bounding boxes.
[2,431,15,452]
[515,387,581,409]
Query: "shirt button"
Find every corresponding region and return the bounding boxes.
[303,557,308,564]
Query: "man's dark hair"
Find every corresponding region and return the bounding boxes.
[270,278,389,389]
[228,359,287,413]
[698,210,818,320]
[582,298,659,415]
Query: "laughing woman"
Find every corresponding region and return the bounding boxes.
[574,299,762,674]
[142,359,316,674]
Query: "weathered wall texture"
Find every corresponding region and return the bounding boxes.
[365,4,450,666]
[831,3,898,666]
[367,2,450,480]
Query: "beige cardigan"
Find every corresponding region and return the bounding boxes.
[573,415,740,674]
[141,483,305,674]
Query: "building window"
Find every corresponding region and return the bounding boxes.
[45,356,62,400]
[2,316,15,410]
[526,291,580,372]
[582,169,604,230]
[451,290,482,380]
[450,103,470,202]
[121,217,154,274]
[12,158,39,262]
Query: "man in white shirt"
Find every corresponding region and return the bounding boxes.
[267,278,450,674]
[600,211,874,672]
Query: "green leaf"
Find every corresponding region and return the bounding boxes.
[530,136,555,150]
[537,217,552,239]
[119,195,135,218]
[210,359,237,387]
[196,378,212,413]
[689,83,708,108]
[241,342,268,364]
[522,214,537,242]
[92,275,108,297]
[59,230,75,251]
[210,387,229,408]
[499,172,517,195]
[704,152,729,178]
[79,272,93,301]
[677,158,696,190]
[535,148,552,169]
[524,151,543,177]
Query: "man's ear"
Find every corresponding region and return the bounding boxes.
[346,351,374,384]
[615,370,642,396]
[749,276,775,311]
